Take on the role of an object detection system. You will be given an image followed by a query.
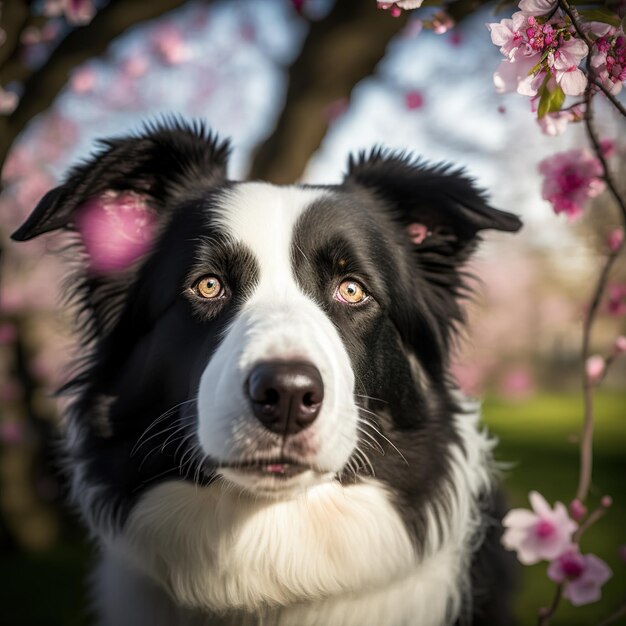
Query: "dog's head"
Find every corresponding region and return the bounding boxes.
[13,121,521,524]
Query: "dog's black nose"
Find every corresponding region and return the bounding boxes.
[246,361,324,435]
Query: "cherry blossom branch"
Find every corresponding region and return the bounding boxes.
[590,78,626,118]
[250,0,408,183]
[559,0,626,122]
[0,0,189,192]
[538,584,564,626]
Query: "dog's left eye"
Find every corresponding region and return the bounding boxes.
[335,279,369,305]
[192,275,224,299]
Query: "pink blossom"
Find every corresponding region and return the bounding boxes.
[0,323,17,345]
[569,499,586,521]
[152,25,191,65]
[551,38,588,95]
[70,66,96,94]
[538,105,584,136]
[122,56,149,78]
[324,98,348,123]
[538,150,605,220]
[600,138,616,158]
[607,284,626,316]
[405,90,424,110]
[0,87,18,115]
[591,27,626,95]
[488,13,588,97]
[548,548,612,606]
[585,355,605,383]
[74,191,158,274]
[601,495,613,508]
[378,0,424,15]
[431,11,455,35]
[448,31,463,47]
[0,420,25,445]
[518,0,557,16]
[44,0,95,25]
[608,227,624,252]
[613,335,626,354]
[502,491,577,565]
[500,367,535,399]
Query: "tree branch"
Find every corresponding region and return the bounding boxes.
[248,0,408,184]
[0,0,189,189]
[0,0,30,68]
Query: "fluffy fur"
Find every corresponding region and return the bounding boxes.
[12,120,522,626]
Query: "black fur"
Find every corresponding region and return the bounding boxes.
[12,121,521,625]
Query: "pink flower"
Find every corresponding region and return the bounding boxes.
[44,0,95,25]
[591,27,626,95]
[122,56,149,78]
[569,499,587,521]
[548,548,612,606]
[551,38,588,95]
[152,25,191,65]
[432,11,455,35]
[614,335,626,354]
[518,0,557,15]
[538,105,584,136]
[0,420,25,445]
[607,284,626,316]
[324,98,348,123]
[74,191,157,274]
[70,66,96,94]
[405,90,424,110]
[488,13,589,97]
[585,355,605,383]
[502,491,577,565]
[0,323,17,345]
[538,150,605,220]
[378,0,424,15]
[608,227,624,252]
[0,87,18,115]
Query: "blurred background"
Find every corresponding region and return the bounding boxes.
[0,1,624,624]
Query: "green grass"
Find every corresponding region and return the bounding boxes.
[483,391,626,625]
[0,392,624,625]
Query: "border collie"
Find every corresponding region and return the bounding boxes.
[12,120,522,626]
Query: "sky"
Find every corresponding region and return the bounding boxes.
[16,0,625,262]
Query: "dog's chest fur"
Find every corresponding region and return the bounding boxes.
[94,480,462,626]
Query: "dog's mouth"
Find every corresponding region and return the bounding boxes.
[219,457,311,479]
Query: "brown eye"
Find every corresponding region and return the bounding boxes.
[193,275,223,299]
[336,279,368,305]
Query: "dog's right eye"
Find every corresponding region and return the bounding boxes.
[192,275,224,299]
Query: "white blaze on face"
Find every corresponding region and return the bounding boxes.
[197,183,358,488]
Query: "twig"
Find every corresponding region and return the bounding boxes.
[573,504,608,542]
[590,79,626,118]
[537,584,564,626]
[537,3,626,623]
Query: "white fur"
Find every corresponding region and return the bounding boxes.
[197,183,359,492]
[92,405,496,626]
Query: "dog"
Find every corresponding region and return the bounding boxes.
[12,120,521,626]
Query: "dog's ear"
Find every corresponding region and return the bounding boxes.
[344,149,522,379]
[343,149,522,262]
[11,121,229,341]
[12,119,230,245]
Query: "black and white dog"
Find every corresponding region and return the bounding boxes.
[13,121,521,626]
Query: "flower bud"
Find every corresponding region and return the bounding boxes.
[569,499,587,521]
[585,356,605,384]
